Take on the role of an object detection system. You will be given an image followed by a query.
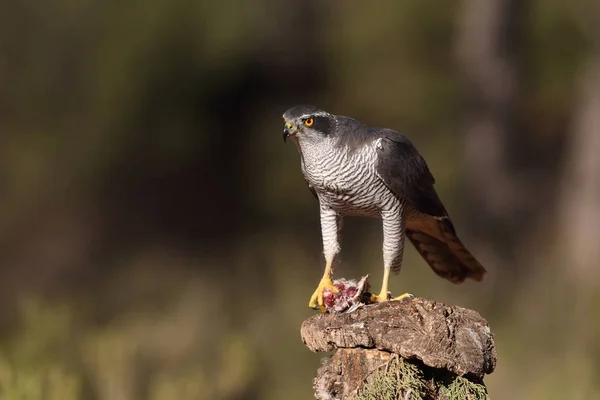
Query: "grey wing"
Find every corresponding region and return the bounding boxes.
[374,130,447,217]
[375,130,486,283]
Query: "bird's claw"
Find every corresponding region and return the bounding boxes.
[369,291,414,303]
[392,292,414,301]
[369,292,390,303]
[308,278,338,312]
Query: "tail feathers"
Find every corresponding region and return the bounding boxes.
[406,218,486,283]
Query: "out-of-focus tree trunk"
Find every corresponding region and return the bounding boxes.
[455,0,526,285]
[456,0,539,295]
[555,10,600,387]
[557,13,600,285]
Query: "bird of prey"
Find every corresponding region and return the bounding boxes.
[282,105,486,312]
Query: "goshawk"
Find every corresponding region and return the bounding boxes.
[282,105,486,312]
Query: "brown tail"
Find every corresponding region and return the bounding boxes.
[405,216,486,283]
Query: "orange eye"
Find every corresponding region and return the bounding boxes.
[303,118,314,127]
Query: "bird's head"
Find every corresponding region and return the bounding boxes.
[282,105,335,145]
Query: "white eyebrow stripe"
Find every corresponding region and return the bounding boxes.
[299,111,330,119]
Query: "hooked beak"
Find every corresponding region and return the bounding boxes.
[283,121,296,143]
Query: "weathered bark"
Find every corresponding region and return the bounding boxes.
[301,298,496,400]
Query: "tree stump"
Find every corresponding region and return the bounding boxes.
[300,297,496,400]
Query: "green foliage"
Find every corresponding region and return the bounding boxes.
[0,293,262,400]
[0,300,81,400]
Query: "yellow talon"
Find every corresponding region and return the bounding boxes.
[309,259,338,312]
[308,276,338,312]
[370,268,413,303]
[392,292,414,301]
[370,291,413,303]
[369,289,390,303]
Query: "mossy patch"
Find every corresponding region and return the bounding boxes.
[356,356,489,400]
[437,375,488,400]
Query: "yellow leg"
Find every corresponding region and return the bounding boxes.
[370,268,413,303]
[308,259,338,312]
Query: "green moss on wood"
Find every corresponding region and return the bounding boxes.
[356,356,489,400]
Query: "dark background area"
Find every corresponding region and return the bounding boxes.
[1,1,600,399]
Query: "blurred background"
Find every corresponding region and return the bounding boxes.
[1,0,600,399]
